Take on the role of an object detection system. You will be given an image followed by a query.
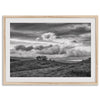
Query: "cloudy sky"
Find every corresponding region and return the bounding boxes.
[10,23,91,61]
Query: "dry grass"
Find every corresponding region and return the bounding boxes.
[10,57,91,77]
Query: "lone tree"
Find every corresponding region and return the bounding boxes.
[36,56,47,61]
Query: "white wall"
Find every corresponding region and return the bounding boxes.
[0,0,99,100]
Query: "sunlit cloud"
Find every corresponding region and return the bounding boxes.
[41,32,56,41]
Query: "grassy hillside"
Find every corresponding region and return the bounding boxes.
[10,57,91,77]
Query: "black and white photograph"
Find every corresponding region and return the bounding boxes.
[10,23,91,77]
[3,16,98,85]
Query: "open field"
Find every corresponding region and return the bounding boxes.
[10,57,91,77]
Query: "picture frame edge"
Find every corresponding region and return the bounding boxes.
[3,15,98,85]
[2,15,98,18]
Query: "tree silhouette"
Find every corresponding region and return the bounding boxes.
[36,56,47,61]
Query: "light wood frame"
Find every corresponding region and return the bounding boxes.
[3,15,98,85]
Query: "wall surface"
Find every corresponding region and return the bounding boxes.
[0,0,99,100]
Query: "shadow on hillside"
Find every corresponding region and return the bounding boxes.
[10,56,91,77]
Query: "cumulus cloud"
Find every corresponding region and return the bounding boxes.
[12,41,91,58]
[37,45,60,55]
[36,32,77,47]
[34,45,53,50]
[15,45,33,51]
[10,49,37,58]
[36,44,91,57]
[36,32,57,41]
[65,46,91,57]
[10,22,91,60]
[33,32,88,56]
[11,31,91,58]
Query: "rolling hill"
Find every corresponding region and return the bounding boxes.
[10,57,91,77]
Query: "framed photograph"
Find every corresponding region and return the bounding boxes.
[3,16,98,85]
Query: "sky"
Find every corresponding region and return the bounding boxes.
[10,23,91,61]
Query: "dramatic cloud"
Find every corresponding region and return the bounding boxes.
[66,46,91,57]
[34,44,53,50]
[15,45,33,51]
[41,32,56,41]
[10,23,91,40]
[36,44,90,57]
[11,31,91,57]
[37,45,60,55]
[10,23,91,61]
[10,49,37,58]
